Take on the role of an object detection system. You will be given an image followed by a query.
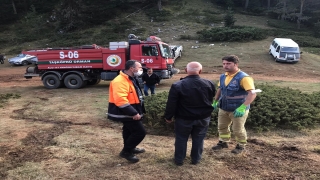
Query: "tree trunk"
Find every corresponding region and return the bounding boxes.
[157,0,162,11]
[297,0,305,29]
[23,0,28,12]
[12,0,17,14]
[245,0,249,10]
[281,0,287,20]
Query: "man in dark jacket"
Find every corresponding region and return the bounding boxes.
[141,68,160,96]
[108,60,146,163]
[0,54,4,64]
[164,61,216,166]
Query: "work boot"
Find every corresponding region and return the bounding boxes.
[212,141,228,150]
[132,147,145,154]
[231,144,245,154]
[120,150,139,163]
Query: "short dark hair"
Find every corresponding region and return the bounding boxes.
[222,55,239,64]
[125,60,138,70]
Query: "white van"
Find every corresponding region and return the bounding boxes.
[269,38,301,63]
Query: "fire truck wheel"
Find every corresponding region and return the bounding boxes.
[64,74,83,89]
[43,74,61,89]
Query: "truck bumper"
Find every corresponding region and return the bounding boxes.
[24,73,40,79]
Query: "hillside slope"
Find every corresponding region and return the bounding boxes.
[1,1,320,179]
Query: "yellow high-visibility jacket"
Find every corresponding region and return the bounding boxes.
[107,71,145,122]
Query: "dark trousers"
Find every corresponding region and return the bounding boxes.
[144,84,155,96]
[122,120,146,152]
[174,116,210,163]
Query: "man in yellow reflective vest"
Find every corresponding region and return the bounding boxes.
[212,55,257,154]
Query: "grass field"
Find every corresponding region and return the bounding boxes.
[1,0,320,179]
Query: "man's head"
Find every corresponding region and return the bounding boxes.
[221,55,239,74]
[185,61,202,75]
[147,68,153,74]
[125,60,143,77]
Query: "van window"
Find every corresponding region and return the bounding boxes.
[273,43,278,48]
[276,46,280,52]
[272,41,275,46]
[280,47,299,53]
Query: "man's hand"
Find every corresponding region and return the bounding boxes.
[233,104,247,118]
[165,119,173,123]
[133,113,141,120]
[143,81,146,84]
[212,100,218,110]
[156,83,159,86]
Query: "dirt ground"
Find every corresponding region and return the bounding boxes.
[1,63,320,179]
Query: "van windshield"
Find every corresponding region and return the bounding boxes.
[280,47,299,53]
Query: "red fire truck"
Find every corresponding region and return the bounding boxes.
[23,35,178,89]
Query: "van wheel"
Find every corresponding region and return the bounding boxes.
[274,57,279,62]
[268,49,272,55]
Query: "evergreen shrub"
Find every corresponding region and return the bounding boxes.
[143,84,320,135]
[197,26,268,42]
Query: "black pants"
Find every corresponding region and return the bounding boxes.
[122,120,146,152]
[174,116,210,163]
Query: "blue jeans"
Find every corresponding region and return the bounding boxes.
[144,84,155,96]
[174,116,210,164]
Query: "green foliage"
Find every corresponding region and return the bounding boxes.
[179,8,223,25]
[267,19,309,32]
[302,47,320,55]
[179,34,198,40]
[0,0,26,25]
[197,26,268,42]
[145,8,173,22]
[143,92,173,135]
[248,84,320,131]
[224,8,236,27]
[0,93,21,108]
[111,20,135,33]
[289,36,320,48]
[14,5,54,43]
[167,0,187,11]
[143,84,320,135]
[313,22,320,38]
[211,0,235,8]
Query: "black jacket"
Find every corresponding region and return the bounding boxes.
[164,75,216,120]
[142,73,160,86]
